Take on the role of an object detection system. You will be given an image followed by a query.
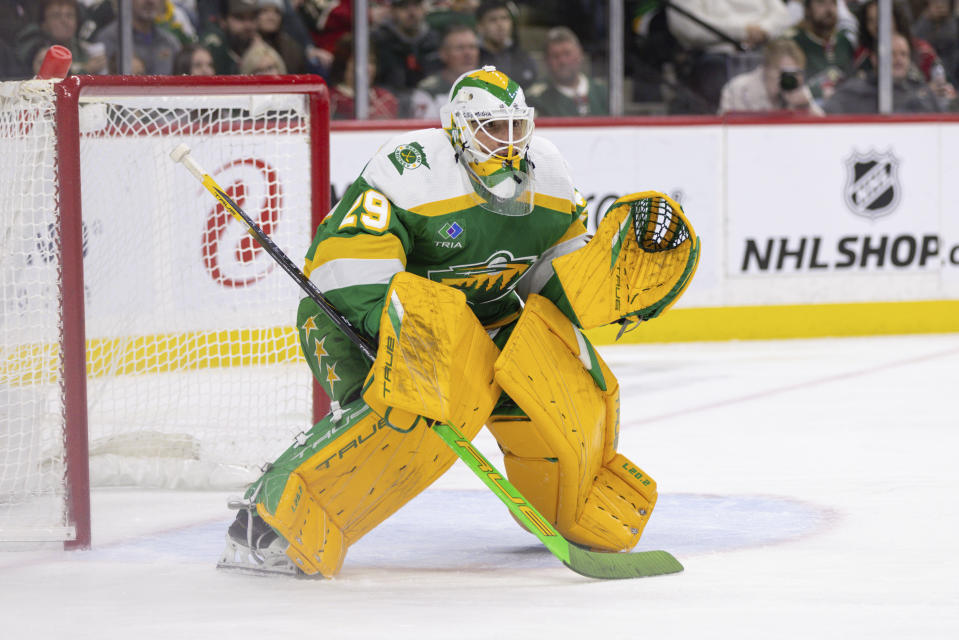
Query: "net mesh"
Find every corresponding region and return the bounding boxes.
[631,194,690,252]
[0,80,70,541]
[1,81,319,542]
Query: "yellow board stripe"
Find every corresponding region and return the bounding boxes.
[7,300,954,386]
[1,327,304,385]
[306,233,407,274]
[585,300,959,344]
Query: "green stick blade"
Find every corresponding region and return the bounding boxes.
[431,422,683,579]
[565,547,683,579]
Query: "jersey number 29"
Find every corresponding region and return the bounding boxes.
[338,189,391,232]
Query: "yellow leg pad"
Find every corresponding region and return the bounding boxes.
[492,423,657,551]
[364,271,501,426]
[568,454,657,551]
[256,271,502,577]
[256,473,346,577]
[258,403,487,576]
[501,454,560,524]
[490,294,657,551]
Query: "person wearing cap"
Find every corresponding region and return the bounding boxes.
[94,0,180,74]
[200,0,260,74]
[372,0,442,95]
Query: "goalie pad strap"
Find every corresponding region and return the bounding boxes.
[488,295,657,551]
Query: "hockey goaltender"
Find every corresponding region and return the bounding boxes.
[217,66,700,578]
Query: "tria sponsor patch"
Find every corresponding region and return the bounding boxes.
[435,221,465,248]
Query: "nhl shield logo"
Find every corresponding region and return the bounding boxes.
[843,150,901,219]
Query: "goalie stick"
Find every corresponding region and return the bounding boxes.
[170,143,683,580]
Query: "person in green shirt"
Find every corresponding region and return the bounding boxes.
[425,0,478,32]
[199,0,259,75]
[787,0,856,101]
[526,26,608,117]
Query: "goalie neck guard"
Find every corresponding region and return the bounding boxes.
[440,66,536,216]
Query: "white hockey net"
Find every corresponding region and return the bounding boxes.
[0,80,69,542]
[0,78,323,544]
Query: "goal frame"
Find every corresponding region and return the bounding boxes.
[52,74,330,550]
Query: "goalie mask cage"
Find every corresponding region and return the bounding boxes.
[0,75,330,549]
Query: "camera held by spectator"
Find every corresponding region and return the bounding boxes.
[776,66,818,111]
[718,37,824,115]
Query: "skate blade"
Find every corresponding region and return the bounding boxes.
[216,537,308,578]
[215,559,305,578]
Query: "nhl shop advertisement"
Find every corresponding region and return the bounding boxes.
[728,124,956,276]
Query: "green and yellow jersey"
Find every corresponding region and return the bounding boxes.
[304,128,588,338]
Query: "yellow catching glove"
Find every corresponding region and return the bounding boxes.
[551,191,700,330]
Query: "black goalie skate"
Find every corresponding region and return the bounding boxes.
[217,499,302,577]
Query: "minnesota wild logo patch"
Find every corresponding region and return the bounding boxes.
[427,250,536,305]
[389,142,431,174]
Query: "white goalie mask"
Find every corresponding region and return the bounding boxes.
[440,66,536,216]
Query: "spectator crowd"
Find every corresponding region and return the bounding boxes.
[1,0,958,117]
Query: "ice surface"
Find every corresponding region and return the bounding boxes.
[1,334,957,639]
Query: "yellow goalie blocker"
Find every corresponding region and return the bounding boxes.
[252,272,501,576]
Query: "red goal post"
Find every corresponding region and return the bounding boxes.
[0,75,330,549]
